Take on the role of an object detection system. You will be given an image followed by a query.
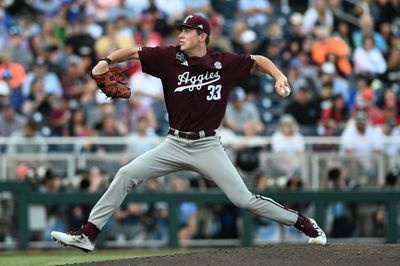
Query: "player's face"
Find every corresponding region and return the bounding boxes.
[178,28,202,53]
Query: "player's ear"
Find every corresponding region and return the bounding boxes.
[201,33,208,43]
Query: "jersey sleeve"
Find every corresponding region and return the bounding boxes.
[138,46,173,78]
[223,53,255,80]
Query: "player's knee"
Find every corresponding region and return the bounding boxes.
[115,166,129,179]
[115,166,142,186]
[115,166,138,182]
[231,198,252,210]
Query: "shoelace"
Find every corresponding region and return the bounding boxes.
[68,226,84,236]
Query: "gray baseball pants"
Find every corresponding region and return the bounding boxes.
[88,135,299,230]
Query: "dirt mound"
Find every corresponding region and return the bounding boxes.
[71,244,400,266]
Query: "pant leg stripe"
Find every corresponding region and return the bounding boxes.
[252,192,298,215]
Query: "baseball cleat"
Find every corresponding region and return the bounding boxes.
[51,230,95,253]
[307,218,327,245]
[294,215,327,245]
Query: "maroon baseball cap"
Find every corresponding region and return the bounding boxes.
[179,14,211,35]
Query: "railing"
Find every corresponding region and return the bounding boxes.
[0,181,399,250]
[1,136,399,190]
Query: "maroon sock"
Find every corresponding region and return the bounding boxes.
[293,215,318,238]
[294,215,307,232]
[83,222,100,243]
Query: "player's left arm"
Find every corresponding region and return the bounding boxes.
[252,55,291,97]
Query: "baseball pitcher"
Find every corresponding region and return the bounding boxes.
[51,15,326,252]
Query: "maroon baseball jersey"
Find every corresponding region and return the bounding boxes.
[138,46,255,131]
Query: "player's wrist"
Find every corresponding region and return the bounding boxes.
[92,61,109,75]
[99,57,113,65]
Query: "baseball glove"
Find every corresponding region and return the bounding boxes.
[91,67,132,99]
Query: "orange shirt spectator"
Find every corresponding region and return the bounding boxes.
[0,52,26,89]
[311,26,352,75]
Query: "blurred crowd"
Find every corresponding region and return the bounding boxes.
[0,0,399,141]
[1,0,400,244]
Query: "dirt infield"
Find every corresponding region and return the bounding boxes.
[68,244,400,266]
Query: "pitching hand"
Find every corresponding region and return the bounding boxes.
[275,76,291,98]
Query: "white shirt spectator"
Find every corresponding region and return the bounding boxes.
[353,46,387,74]
[375,124,400,155]
[302,0,334,35]
[129,70,163,108]
[270,114,305,176]
[271,114,305,154]
[340,118,384,155]
[271,132,305,154]
[22,71,63,98]
[238,0,271,27]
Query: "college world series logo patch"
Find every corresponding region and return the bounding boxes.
[214,61,222,69]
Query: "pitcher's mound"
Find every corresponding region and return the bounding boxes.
[74,244,400,266]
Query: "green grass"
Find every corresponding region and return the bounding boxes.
[0,248,194,266]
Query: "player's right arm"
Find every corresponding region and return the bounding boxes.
[92,47,140,75]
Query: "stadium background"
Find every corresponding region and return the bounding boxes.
[0,0,399,255]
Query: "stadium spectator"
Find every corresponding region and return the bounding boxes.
[352,14,388,53]
[3,25,33,70]
[319,93,349,137]
[352,87,386,125]
[225,86,264,136]
[96,113,127,153]
[230,20,248,54]
[67,108,92,138]
[340,111,384,156]
[347,73,372,112]
[134,13,163,48]
[38,18,63,55]
[238,0,272,30]
[171,176,198,241]
[94,21,134,59]
[353,35,387,75]
[0,103,26,137]
[302,0,334,35]
[112,201,146,241]
[322,167,356,238]
[208,15,234,53]
[332,20,353,55]
[286,58,318,97]
[143,179,168,241]
[127,116,158,156]
[318,62,350,102]
[386,40,400,83]
[0,80,10,109]
[128,66,163,108]
[377,87,399,122]
[22,56,63,98]
[21,76,52,126]
[271,114,305,176]
[284,86,320,136]
[65,18,96,67]
[47,96,72,137]
[311,25,352,76]
[124,98,157,134]
[7,120,48,154]
[0,51,26,90]
[60,55,97,99]
[376,118,400,155]
[210,0,238,22]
